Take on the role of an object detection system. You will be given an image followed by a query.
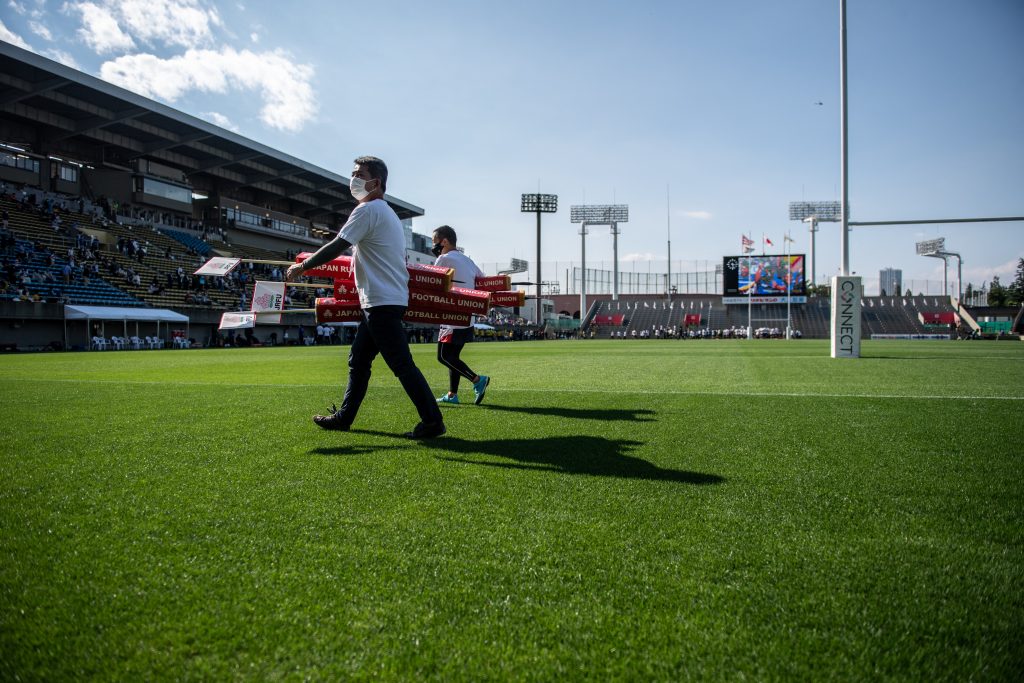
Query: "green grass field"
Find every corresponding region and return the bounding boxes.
[2,340,1022,680]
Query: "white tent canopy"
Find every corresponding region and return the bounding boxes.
[64,305,189,350]
[64,305,188,323]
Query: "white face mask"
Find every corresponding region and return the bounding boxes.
[350,177,374,200]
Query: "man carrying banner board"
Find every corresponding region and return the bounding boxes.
[285,156,445,439]
[431,225,491,405]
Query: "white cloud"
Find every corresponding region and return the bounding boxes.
[203,111,239,133]
[0,19,32,49]
[962,256,1022,285]
[75,2,135,53]
[100,47,317,132]
[683,210,712,220]
[623,252,659,262]
[68,0,220,53]
[29,20,51,40]
[115,0,220,49]
[249,32,258,43]
[8,1,27,15]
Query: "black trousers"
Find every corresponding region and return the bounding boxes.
[437,326,476,394]
[335,306,442,427]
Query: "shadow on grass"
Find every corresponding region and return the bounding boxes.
[477,404,656,422]
[341,431,722,484]
[434,436,722,484]
[310,443,408,457]
[309,430,722,485]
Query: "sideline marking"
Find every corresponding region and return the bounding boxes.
[3,377,1022,401]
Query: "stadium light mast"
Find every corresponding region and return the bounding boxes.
[917,237,962,306]
[521,193,558,326]
[570,204,629,315]
[789,201,842,286]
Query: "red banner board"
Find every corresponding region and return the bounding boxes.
[403,309,473,326]
[593,314,625,325]
[315,298,363,324]
[920,312,957,325]
[684,314,702,326]
[332,280,359,301]
[474,274,512,292]
[408,263,454,292]
[489,290,526,308]
[409,286,490,316]
[297,252,354,281]
[315,298,472,327]
[297,252,453,291]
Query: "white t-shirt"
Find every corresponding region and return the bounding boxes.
[435,249,483,330]
[338,199,409,308]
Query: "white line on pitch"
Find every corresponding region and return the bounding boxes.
[3,377,1022,401]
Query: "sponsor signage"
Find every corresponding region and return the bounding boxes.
[830,275,862,358]
[722,296,808,305]
[871,334,951,340]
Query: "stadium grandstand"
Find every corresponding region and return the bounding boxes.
[1,42,1019,352]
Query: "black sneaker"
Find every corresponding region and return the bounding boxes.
[313,404,350,431]
[403,421,446,439]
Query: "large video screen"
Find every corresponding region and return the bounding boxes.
[723,254,806,297]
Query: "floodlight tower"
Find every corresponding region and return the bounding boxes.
[521,193,558,326]
[570,205,629,319]
[788,200,843,285]
[917,237,962,304]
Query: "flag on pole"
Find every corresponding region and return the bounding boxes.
[194,257,242,276]
[765,237,774,246]
[741,234,755,254]
[218,312,256,330]
[784,232,795,243]
[251,281,286,324]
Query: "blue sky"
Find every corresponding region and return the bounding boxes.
[2,0,1022,294]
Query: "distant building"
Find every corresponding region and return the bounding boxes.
[880,267,902,296]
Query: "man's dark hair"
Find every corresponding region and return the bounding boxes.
[433,225,457,246]
[354,156,387,193]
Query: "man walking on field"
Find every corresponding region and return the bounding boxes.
[286,156,445,439]
[431,225,491,405]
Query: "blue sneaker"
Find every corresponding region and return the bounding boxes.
[437,393,460,405]
[473,375,490,405]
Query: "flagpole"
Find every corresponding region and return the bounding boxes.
[747,236,753,340]
[786,232,792,339]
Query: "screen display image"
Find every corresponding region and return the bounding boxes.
[723,254,806,297]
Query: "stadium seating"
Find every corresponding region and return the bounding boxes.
[159,227,212,256]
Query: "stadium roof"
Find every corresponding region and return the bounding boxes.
[0,42,424,223]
